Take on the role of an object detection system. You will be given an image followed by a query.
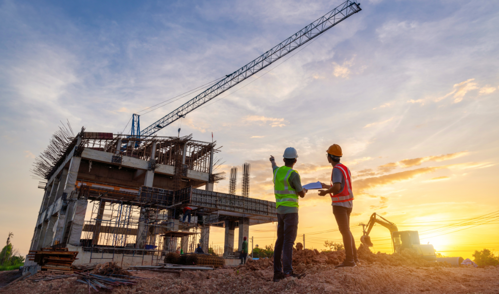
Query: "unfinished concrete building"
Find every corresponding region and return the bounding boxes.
[25,129,277,271]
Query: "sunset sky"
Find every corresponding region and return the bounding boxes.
[1,0,498,259]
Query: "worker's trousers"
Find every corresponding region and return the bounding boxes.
[274,212,298,275]
[333,205,358,263]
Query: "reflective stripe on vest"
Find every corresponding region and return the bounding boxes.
[330,163,354,203]
[273,166,299,208]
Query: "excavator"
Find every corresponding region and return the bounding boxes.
[360,213,436,261]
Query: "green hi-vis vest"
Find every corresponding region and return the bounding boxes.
[273,166,299,209]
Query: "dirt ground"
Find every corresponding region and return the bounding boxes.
[2,249,498,294]
[1,264,498,294]
[0,271,21,288]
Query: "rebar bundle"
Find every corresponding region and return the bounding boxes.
[31,122,77,179]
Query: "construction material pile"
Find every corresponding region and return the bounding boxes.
[165,254,225,268]
[92,262,131,276]
[28,247,79,273]
[165,252,181,264]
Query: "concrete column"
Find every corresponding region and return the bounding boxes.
[205,147,214,191]
[238,217,250,252]
[42,215,58,248]
[52,213,67,246]
[44,181,58,211]
[39,184,52,214]
[92,200,106,245]
[136,207,148,249]
[30,225,42,251]
[37,221,48,250]
[224,220,235,257]
[115,138,122,155]
[181,236,189,253]
[54,169,69,201]
[59,156,82,245]
[67,199,88,246]
[200,226,210,253]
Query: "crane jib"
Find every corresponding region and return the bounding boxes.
[140,1,361,137]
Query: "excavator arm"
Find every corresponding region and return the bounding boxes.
[360,213,398,248]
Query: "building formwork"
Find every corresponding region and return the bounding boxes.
[26,130,277,271]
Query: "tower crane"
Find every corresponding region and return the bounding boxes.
[132,0,361,137]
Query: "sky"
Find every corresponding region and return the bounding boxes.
[1,0,498,259]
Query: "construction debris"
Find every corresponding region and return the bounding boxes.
[75,272,139,291]
[28,247,78,273]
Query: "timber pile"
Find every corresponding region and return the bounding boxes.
[186,254,225,268]
[164,253,224,267]
[28,247,78,273]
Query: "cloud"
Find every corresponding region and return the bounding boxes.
[452,79,478,103]
[24,151,35,159]
[479,86,496,95]
[378,151,468,173]
[370,196,389,210]
[364,117,394,128]
[251,135,264,138]
[117,107,131,113]
[425,176,451,182]
[344,157,373,166]
[354,167,441,195]
[332,56,356,79]
[435,78,478,103]
[373,102,392,110]
[243,115,287,127]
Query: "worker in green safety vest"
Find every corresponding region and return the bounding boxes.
[270,147,307,282]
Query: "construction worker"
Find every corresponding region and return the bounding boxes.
[318,144,358,268]
[270,147,307,282]
[195,243,205,254]
[240,236,248,264]
[182,206,192,223]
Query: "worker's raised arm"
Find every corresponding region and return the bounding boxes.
[270,155,277,169]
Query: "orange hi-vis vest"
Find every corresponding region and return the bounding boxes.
[330,163,354,203]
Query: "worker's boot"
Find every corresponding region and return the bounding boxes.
[273,272,285,282]
[284,272,306,279]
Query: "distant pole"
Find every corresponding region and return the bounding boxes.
[251,236,254,258]
[303,234,305,249]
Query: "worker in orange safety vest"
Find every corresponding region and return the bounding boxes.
[318,144,358,268]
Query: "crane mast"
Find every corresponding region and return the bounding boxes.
[139,0,361,137]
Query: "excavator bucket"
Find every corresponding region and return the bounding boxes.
[361,235,374,247]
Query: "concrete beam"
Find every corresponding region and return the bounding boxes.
[81,148,148,170]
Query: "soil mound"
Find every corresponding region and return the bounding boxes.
[357,244,451,267]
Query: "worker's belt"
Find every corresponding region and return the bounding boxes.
[275,197,298,203]
[274,189,297,195]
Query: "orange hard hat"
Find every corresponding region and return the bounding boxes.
[327,144,342,157]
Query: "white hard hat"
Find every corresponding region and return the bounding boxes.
[283,147,298,159]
